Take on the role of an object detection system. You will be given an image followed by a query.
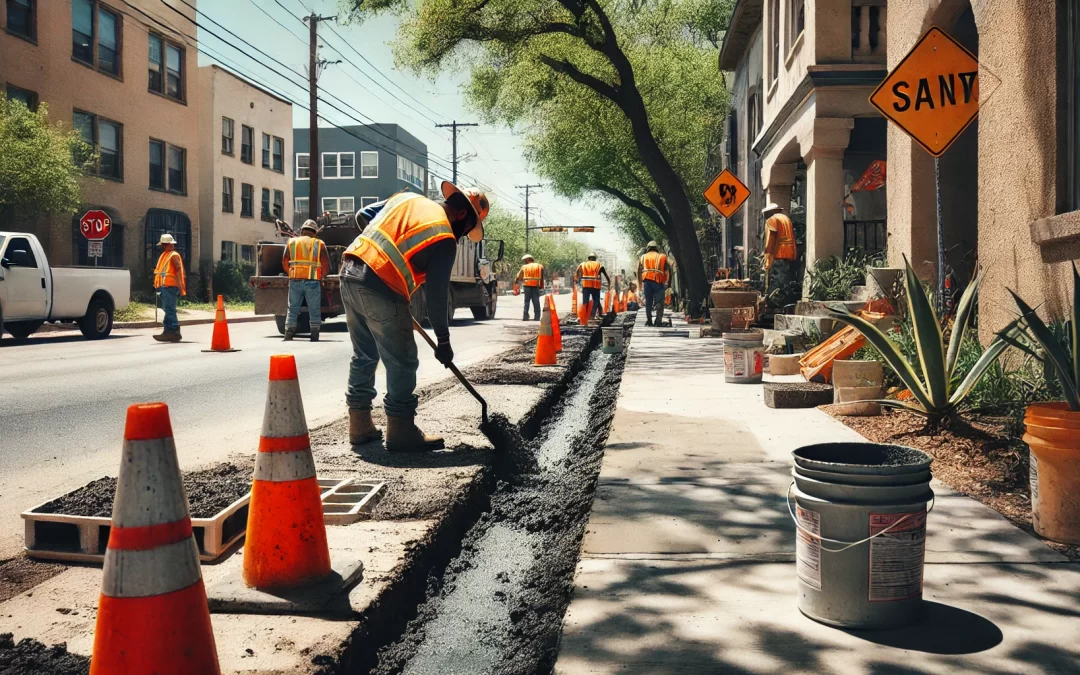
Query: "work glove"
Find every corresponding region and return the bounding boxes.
[435,334,454,366]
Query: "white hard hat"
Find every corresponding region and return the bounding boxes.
[763,202,783,214]
[301,219,319,233]
[646,240,659,250]
[159,234,176,245]
[522,254,534,262]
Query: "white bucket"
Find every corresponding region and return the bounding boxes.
[602,327,624,354]
[722,329,764,384]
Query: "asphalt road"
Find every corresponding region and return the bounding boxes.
[0,293,574,559]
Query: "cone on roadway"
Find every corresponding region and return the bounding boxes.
[548,294,563,352]
[534,303,558,366]
[203,294,240,353]
[571,287,578,314]
[243,354,331,589]
[603,290,613,313]
[90,402,221,675]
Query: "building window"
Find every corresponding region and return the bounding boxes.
[221,117,234,155]
[273,190,284,218]
[74,110,122,180]
[361,151,378,178]
[272,137,284,172]
[361,196,379,207]
[868,7,882,51]
[221,240,238,261]
[322,152,354,179]
[167,145,185,194]
[149,139,164,189]
[396,155,424,188]
[6,0,35,42]
[222,177,233,213]
[148,34,183,99]
[322,197,355,215]
[261,188,272,221]
[769,0,779,84]
[241,125,254,164]
[294,197,309,215]
[296,153,309,180]
[788,0,805,48]
[241,183,254,218]
[72,0,121,77]
[262,133,271,168]
[5,84,37,111]
[1063,1,1080,212]
[241,245,255,262]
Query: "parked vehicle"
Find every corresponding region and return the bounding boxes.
[0,232,131,340]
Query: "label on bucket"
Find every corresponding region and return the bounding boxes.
[1029,453,1039,500]
[868,512,926,603]
[795,505,822,591]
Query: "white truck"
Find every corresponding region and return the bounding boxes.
[0,232,131,341]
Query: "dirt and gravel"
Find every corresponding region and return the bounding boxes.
[33,463,253,519]
[0,557,66,605]
[0,633,89,675]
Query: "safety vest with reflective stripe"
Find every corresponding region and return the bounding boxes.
[343,192,457,300]
[641,251,668,283]
[521,262,544,287]
[153,250,186,294]
[287,236,325,280]
[579,261,602,289]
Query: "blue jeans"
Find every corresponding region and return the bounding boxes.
[286,279,322,329]
[582,287,602,317]
[523,285,541,320]
[643,280,665,323]
[341,279,418,417]
[159,286,180,331]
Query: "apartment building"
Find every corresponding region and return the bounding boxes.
[197,64,292,274]
[292,124,429,222]
[0,0,200,290]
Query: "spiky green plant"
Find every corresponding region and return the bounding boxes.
[828,256,1009,422]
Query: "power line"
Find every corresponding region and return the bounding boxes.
[247,0,307,44]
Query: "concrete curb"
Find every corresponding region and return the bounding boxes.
[114,315,275,329]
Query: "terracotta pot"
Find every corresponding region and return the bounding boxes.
[1023,402,1080,544]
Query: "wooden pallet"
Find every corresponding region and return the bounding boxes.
[318,478,385,525]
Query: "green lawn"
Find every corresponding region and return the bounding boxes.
[114,299,256,323]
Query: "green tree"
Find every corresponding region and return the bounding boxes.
[482,205,594,279]
[0,97,94,220]
[342,0,733,315]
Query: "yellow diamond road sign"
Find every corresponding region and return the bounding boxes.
[704,168,751,219]
[870,26,988,157]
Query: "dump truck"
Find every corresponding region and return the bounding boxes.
[250,214,504,334]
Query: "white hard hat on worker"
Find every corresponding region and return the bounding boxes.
[441,181,490,243]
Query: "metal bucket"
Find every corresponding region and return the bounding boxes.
[790,442,934,629]
[722,330,764,384]
[602,327,624,354]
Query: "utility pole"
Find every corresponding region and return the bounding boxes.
[436,121,478,184]
[304,13,338,221]
[516,184,542,253]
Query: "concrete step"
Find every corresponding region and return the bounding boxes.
[773,314,842,339]
[794,300,864,316]
[867,266,903,296]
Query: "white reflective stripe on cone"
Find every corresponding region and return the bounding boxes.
[254,449,317,482]
[101,538,202,598]
[112,437,190,528]
[261,378,310,438]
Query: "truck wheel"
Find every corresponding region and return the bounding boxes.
[7,320,44,341]
[79,299,113,339]
[275,315,288,335]
[275,314,310,334]
[471,287,497,320]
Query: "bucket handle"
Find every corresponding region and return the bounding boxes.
[786,482,936,554]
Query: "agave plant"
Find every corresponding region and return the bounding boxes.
[828,256,1009,422]
[1000,263,1080,411]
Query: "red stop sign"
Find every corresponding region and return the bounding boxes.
[80,210,112,240]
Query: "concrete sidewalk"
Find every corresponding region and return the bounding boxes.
[555,315,1080,674]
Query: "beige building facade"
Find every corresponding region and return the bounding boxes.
[197,64,292,279]
[0,0,201,294]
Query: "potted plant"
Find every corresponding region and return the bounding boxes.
[1001,264,1080,544]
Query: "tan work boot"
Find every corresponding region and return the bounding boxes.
[385,415,444,452]
[348,409,382,445]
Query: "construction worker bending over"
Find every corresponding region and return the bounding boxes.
[576,253,610,318]
[339,182,489,451]
[626,282,641,311]
[152,234,186,343]
[516,254,545,321]
[638,241,671,326]
[282,219,331,342]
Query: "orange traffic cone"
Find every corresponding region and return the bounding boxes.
[603,290,613,313]
[90,402,221,675]
[620,291,628,312]
[203,295,240,353]
[548,294,563,352]
[243,354,331,589]
[534,303,558,366]
[571,287,578,314]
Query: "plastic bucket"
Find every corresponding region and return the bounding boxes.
[602,327,624,354]
[723,329,764,384]
[1024,402,1080,544]
[790,442,934,629]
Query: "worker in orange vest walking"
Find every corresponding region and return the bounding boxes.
[576,253,610,319]
[152,233,186,343]
[339,182,490,451]
[638,241,671,326]
[282,219,331,342]
[515,254,545,321]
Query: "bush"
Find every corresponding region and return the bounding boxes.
[212,260,255,302]
[807,250,884,302]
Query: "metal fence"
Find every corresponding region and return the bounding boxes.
[843,219,887,256]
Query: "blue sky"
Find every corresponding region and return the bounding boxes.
[195,0,628,264]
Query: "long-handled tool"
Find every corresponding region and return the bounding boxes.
[411,318,489,425]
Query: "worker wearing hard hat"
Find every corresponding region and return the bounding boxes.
[576,253,610,318]
[638,241,671,326]
[515,254,545,321]
[339,182,490,451]
[152,233,186,343]
[281,219,331,342]
[762,203,797,271]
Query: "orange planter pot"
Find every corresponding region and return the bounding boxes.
[1024,402,1080,544]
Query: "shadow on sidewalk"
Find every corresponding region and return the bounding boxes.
[844,602,1002,654]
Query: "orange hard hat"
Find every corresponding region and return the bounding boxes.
[441,180,490,242]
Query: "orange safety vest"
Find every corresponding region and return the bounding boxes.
[287,236,326,280]
[579,261,602,289]
[763,213,797,262]
[521,262,544,287]
[641,251,668,283]
[343,192,457,300]
[153,249,186,295]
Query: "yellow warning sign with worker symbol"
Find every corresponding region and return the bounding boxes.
[870,26,994,157]
[704,168,751,219]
